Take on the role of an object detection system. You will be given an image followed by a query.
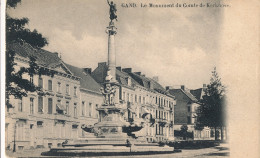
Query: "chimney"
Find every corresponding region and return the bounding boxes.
[116,66,122,71]
[181,85,185,90]
[141,74,146,77]
[122,68,132,73]
[166,86,173,90]
[152,76,159,82]
[98,62,107,67]
[83,68,92,74]
[135,72,141,75]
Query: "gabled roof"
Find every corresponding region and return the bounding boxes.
[190,88,203,100]
[64,63,102,94]
[7,42,62,68]
[169,89,198,102]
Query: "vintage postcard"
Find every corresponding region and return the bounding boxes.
[1,0,259,157]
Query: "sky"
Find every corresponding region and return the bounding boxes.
[7,0,223,89]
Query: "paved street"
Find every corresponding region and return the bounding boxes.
[5,143,229,158]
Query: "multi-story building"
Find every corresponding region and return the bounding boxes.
[5,42,103,150]
[167,85,213,140]
[5,42,177,151]
[92,63,176,142]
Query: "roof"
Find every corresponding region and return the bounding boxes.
[169,89,198,102]
[92,63,174,98]
[64,63,102,94]
[7,41,62,68]
[128,72,174,97]
[190,88,203,100]
[8,41,102,94]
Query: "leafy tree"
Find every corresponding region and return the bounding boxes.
[6,0,52,109]
[196,67,226,140]
[180,125,188,140]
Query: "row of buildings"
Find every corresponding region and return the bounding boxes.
[5,41,213,150]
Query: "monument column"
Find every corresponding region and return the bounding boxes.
[106,22,117,82]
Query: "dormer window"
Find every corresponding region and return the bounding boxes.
[126,77,131,86]
[148,81,153,89]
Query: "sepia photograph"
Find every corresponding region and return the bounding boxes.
[1,0,259,157]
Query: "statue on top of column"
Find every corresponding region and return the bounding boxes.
[107,0,118,22]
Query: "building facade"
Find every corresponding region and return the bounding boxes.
[92,64,176,142]
[5,42,103,150]
[5,42,176,150]
[167,85,213,140]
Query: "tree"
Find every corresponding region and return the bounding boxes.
[196,67,226,140]
[180,125,188,140]
[6,0,52,109]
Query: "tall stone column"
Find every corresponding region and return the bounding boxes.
[106,22,117,82]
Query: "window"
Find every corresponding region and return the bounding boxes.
[127,93,129,102]
[156,97,158,104]
[48,80,52,91]
[30,76,33,84]
[139,96,141,103]
[30,98,34,114]
[38,77,43,88]
[18,98,22,112]
[74,103,77,117]
[131,94,133,102]
[187,116,191,124]
[72,124,78,129]
[38,96,43,113]
[48,98,53,114]
[66,84,70,95]
[188,106,191,112]
[135,95,137,102]
[56,100,63,114]
[74,87,77,96]
[156,124,158,135]
[66,101,69,114]
[96,104,99,118]
[88,103,92,117]
[143,97,145,104]
[57,82,61,93]
[37,121,43,127]
[82,101,85,116]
